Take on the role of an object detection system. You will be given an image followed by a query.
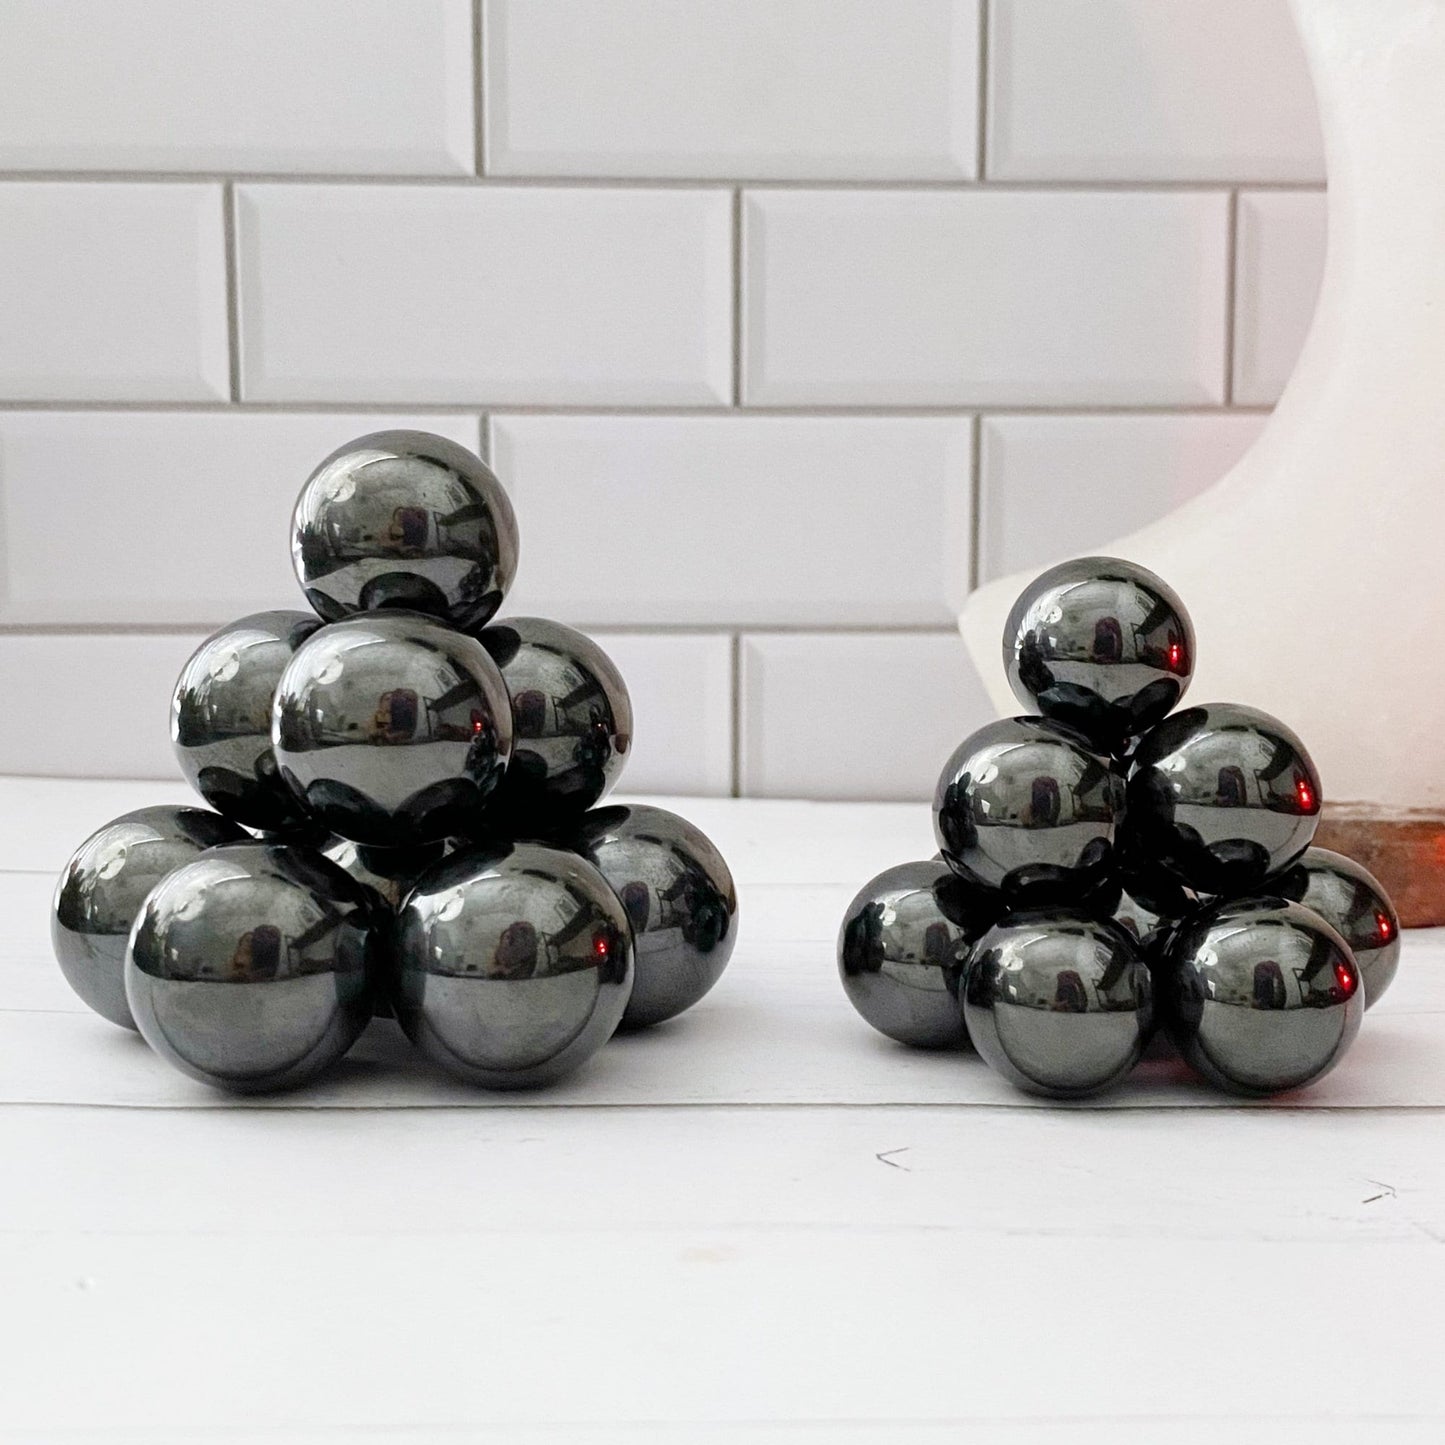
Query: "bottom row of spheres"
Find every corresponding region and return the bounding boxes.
[839,853,1391,1099]
[54,803,737,1094]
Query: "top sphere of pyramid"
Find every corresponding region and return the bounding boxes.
[291,430,519,631]
[1002,556,1194,756]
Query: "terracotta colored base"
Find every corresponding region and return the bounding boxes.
[1315,803,1445,928]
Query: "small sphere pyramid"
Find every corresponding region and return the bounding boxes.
[839,556,1398,1100]
[53,431,738,1094]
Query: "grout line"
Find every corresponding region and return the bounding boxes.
[1223,188,1240,404]
[222,183,241,403]
[976,0,990,181]
[729,633,743,798]
[0,622,966,638]
[968,414,983,592]
[0,1096,1435,1115]
[0,171,1328,193]
[471,0,485,176]
[0,400,1277,418]
[730,189,743,407]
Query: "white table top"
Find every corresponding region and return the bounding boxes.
[3,776,1442,1442]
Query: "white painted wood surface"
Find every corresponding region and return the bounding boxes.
[2,776,1441,1440]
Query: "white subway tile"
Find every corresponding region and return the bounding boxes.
[0,633,204,778]
[739,632,996,800]
[978,412,1267,581]
[0,184,227,401]
[485,0,979,180]
[0,1,473,175]
[742,189,1229,406]
[589,632,734,796]
[1232,190,1328,405]
[988,0,1324,181]
[237,186,732,404]
[0,412,481,625]
[491,415,973,625]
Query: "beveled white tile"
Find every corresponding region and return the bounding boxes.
[742,189,1230,406]
[486,0,979,180]
[0,633,204,778]
[0,412,481,625]
[237,186,733,404]
[0,184,227,401]
[492,415,973,625]
[988,0,1324,181]
[1233,189,1328,405]
[739,632,996,800]
[978,412,1268,581]
[590,632,734,796]
[0,0,473,174]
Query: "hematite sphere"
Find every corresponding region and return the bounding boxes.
[1124,704,1322,895]
[1274,848,1400,1008]
[125,843,378,1093]
[320,836,447,912]
[52,806,247,1030]
[838,860,1000,1048]
[393,841,633,1089]
[568,804,737,1030]
[1003,556,1194,756]
[1162,898,1363,1096]
[272,612,513,847]
[962,911,1153,1098]
[933,717,1121,904]
[292,430,519,630]
[476,617,633,827]
[172,610,322,831]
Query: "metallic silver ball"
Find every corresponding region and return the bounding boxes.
[125,843,378,1093]
[1003,556,1194,756]
[292,429,519,630]
[320,836,447,912]
[476,617,633,827]
[1273,847,1400,1008]
[837,859,1000,1048]
[933,717,1121,905]
[172,610,322,831]
[569,804,737,1030]
[394,841,633,1089]
[1162,897,1363,1096]
[1125,703,1322,896]
[272,612,513,847]
[52,806,248,1030]
[962,911,1153,1098]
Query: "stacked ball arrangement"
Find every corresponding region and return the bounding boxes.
[52,431,737,1093]
[838,556,1399,1099]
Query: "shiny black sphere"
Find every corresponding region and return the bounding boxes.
[172,610,322,831]
[933,717,1121,904]
[292,430,519,630]
[962,911,1153,1098]
[52,805,247,1030]
[1162,897,1363,1096]
[1274,848,1400,1008]
[569,804,737,1030]
[320,836,447,912]
[1124,703,1322,895]
[272,612,513,847]
[1003,556,1194,755]
[394,841,633,1088]
[838,860,1000,1048]
[125,843,378,1093]
[476,617,633,827]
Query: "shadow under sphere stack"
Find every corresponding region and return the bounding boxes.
[838,554,1396,1102]
[49,428,737,1096]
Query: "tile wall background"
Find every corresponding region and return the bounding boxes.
[0,0,1327,799]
